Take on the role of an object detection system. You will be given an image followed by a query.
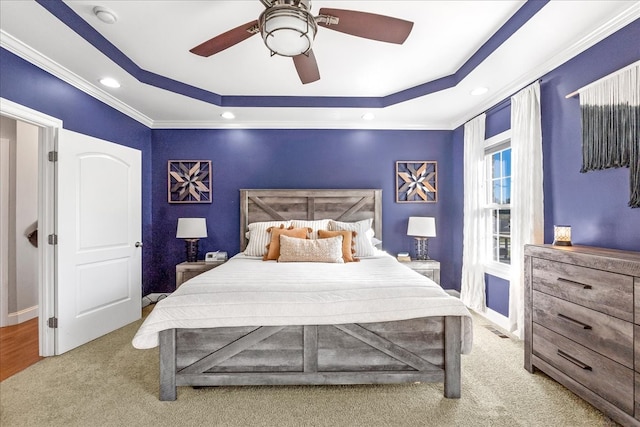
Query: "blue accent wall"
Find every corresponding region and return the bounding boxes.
[539,20,640,250]
[0,48,155,294]
[1,18,637,300]
[452,19,640,316]
[150,128,456,293]
[485,274,510,317]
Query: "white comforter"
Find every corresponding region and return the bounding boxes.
[132,252,473,353]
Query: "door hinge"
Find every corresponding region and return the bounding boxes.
[48,151,58,162]
[48,234,58,245]
[47,317,58,328]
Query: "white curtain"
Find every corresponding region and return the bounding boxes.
[509,81,544,338]
[460,114,486,311]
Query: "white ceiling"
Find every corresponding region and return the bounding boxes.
[1,1,638,129]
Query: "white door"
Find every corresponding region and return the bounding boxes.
[56,129,141,354]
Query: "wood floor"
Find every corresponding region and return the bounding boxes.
[0,317,42,381]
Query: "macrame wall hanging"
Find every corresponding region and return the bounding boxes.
[568,61,639,208]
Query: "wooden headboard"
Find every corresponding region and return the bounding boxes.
[239,189,382,251]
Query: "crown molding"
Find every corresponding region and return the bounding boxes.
[0,30,153,128]
[2,1,637,131]
[1,28,435,130]
[150,120,444,130]
[450,2,640,130]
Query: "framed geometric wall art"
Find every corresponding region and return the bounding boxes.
[396,161,437,203]
[168,160,212,203]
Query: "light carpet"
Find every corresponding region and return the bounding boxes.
[0,308,617,427]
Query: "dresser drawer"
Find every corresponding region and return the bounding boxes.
[412,268,435,281]
[533,290,633,368]
[531,258,633,321]
[533,323,634,414]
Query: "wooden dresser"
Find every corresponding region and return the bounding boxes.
[524,244,640,426]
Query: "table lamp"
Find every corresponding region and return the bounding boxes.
[176,218,207,262]
[407,217,436,260]
[553,225,572,246]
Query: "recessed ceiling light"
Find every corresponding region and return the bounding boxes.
[362,113,375,121]
[99,77,120,88]
[221,111,235,120]
[93,6,118,24]
[470,87,489,96]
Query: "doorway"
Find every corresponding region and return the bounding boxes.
[1,97,142,359]
[0,115,39,328]
[0,115,46,376]
[1,98,59,357]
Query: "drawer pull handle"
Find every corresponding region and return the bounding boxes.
[557,350,592,371]
[557,313,592,330]
[557,277,592,290]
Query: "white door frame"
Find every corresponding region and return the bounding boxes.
[0,97,61,356]
[0,137,9,327]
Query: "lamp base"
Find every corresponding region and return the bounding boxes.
[552,240,572,246]
[185,239,199,262]
[413,237,430,260]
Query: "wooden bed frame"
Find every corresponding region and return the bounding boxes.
[158,189,462,401]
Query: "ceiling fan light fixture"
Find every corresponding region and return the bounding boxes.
[259,1,317,57]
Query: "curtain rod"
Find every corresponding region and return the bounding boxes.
[466,79,542,124]
[565,60,639,99]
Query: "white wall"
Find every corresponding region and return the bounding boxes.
[0,115,38,324]
[15,120,39,314]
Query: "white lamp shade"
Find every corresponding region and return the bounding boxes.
[407,217,436,237]
[176,218,207,239]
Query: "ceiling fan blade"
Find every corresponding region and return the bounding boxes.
[190,20,258,57]
[293,50,320,84]
[317,8,413,44]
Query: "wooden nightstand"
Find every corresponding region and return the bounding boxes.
[402,259,441,285]
[175,260,225,289]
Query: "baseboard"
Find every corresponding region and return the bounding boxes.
[474,307,510,331]
[142,292,172,308]
[6,305,38,325]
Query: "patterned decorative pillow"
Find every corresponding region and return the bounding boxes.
[278,235,345,263]
[291,219,331,239]
[317,229,359,262]
[263,226,311,261]
[328,218,376,257]
[244,221,291,257]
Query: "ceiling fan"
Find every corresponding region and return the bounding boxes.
[189,0,414,84]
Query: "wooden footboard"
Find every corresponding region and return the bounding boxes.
[158,316,462,401]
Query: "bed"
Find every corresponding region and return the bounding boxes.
[133,189,472,401]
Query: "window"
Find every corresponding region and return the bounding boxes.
[484,131,511,269]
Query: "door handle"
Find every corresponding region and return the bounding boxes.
[135,242,143,248]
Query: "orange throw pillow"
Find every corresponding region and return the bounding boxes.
[263,226,310,260]
[318,229,359,262]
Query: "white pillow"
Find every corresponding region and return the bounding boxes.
[244,221,291,257]
[291,219,330,239]
[329,219,376,257]
[278,235,344,263]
